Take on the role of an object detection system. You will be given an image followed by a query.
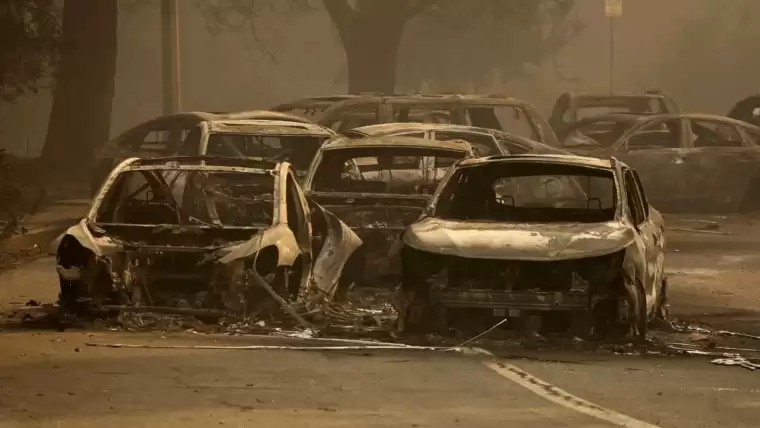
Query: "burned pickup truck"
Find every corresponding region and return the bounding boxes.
[303,136,477,288]
[396,154,668,340]
[51,156,361,318]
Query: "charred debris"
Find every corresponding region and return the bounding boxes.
[47,148,671,346]
[50,156,384,336]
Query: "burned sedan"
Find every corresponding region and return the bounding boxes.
[175,119,336,180]
[396,154,667,340]
[549,92,680,142]
[52,156,362,317]
[562,113,760,213]
[303,136,477,288]
[91,111,316,194]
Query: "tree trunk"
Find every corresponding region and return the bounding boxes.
[325,2,410,94]
[42,0,118,180]
[343,16,403,94]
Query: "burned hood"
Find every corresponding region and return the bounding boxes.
[403,217,635,261]
[50,219,282,262]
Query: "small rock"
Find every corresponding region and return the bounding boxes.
[74,348,80,352]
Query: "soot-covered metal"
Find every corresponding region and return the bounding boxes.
[51,156,362,322]
[393,154,669,341]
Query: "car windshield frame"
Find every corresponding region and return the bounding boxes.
[94,166,276,229]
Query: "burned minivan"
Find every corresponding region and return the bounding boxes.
[51,156,362,317]
[303,136,477,288]
[395,154,668,339]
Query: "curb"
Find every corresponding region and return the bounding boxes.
[2,218,79,254]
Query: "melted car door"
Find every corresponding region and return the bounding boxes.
[285,171,313,267]
[623,168,660,315]
[683,118,760,212]
[611,118,691,211]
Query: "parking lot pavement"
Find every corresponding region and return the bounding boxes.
[0,330,626,428]
[4,229,760,427]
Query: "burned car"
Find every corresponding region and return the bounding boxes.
[173,119,335,180]
[91,111,317,194]
[303,136,477,288]
[274,94,559,147]
[561,113,760,213]
[52,156,362,317]
[549,92,680,142]
[396,154,667,339]
[561,113,649,149]
[343,123,567,157]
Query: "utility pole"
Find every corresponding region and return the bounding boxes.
[605,0,623,94]
[161,0,181,114]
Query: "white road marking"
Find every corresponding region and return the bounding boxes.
[484,360,660,428]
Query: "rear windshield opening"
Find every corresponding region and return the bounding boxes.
[312,147,466,195]
[434,162,617,223]
[206,133,326,172]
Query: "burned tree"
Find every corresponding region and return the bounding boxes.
[0,0,60,114]
[41,0,118,176]
[0,149,23,258]
[399,0,581,91]
[200,0,579,94]
[321,0,430,94]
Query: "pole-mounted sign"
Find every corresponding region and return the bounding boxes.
[605,0,623,18]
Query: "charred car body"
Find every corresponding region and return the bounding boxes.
[53,156,362,317]
[303,136,477,288]
[549,92,680,142]
[274,94,559,147]
[561,113,760,213]
[343,123,566,157]
[173,119,335,180]
[396,154,667,339]
[91,111,318,194]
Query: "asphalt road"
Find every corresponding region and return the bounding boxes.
[2,245,760,427]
